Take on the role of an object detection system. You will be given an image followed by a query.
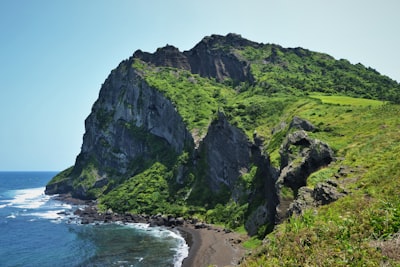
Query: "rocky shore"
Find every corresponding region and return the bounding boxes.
[55,194,247,266]
[72,202,198,228]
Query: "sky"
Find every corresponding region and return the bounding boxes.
[0,0,399,171]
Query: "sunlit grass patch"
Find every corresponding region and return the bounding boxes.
[310,94,384,107]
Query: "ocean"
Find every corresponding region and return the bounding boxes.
[0,172,188,267]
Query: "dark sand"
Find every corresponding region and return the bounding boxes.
[179,224,247,267]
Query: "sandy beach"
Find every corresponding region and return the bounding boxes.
[179,224,247,267]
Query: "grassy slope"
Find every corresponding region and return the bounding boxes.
[242,97,400,266]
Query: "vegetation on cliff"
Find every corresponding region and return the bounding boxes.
[46,34,400,265]
[242,101,400,266]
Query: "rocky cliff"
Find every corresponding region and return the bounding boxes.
[134,33,255,83]
[46,33,400,236]
[46,59,194,199]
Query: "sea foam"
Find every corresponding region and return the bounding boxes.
[123,223,189,267]
[2,187,76,222]
[8,187,49,209]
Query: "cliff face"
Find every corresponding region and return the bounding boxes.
[46,59,194,199]
[199,112,252,193]
[79,63,193,169]
[134,33,255,83]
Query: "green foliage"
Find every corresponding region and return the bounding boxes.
[310,94,384,107]
[239,165,258,190]
[243,99,400,266]
[235,45,400,102]
[72,156,99,188]
[242,236,262,250]
[135,59,235,133]
[307,167,337,187]
[369,200,400,240]
[100,163,179,215]
[206,200,249,230]
[123,122,179,169]
[47,166,73,185]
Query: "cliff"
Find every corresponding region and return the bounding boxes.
[46,33,400,247]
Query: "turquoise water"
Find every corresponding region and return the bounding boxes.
[0,172,188,267]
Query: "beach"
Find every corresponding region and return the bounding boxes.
[179,224,247,267]
[55,194,248,266]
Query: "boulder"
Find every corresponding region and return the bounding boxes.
[288,180,347,216]
[289,116,316,132]
[278,130,334,190]
[312,180,347,205]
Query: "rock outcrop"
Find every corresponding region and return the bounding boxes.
[199,112,252,193]
[46,59,194,199]
[275,117,338,220]
[288,180,347,216]
[134,33,255,84]
[278,130,334,191]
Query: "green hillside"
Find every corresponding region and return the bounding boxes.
[242,97,400,266]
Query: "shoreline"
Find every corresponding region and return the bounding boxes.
[178,226,200,267]
[54,193,247,266]
[178,224,247,267]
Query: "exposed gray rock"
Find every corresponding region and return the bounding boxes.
[198,112,252,193]
[312,180,347,205]
[48,61,195,199]
[278,130,334,190]
[289,116,316,132]
[288,180,347,216]
[287,187,314,216]
[133,45,191,70]
[134,33,256,84]
[245,204,272,236]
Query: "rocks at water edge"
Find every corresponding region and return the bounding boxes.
[74,205,186,227]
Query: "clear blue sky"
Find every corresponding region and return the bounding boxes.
[1,0,399,171]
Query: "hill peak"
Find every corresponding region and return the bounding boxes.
[194,33,259,50]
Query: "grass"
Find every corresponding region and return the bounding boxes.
[241,99,400,266]
[310,94,384,107]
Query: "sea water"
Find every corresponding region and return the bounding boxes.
[0,172,188,267]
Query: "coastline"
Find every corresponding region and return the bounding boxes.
[179,224,247,267]
[54,194,247,266]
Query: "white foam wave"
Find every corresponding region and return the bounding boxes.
[123,223,189,266]
[9,187,50,209]
[28,209,66,220]
[6,213,16,219]
[170,229,189,267]
[1,187,79,223]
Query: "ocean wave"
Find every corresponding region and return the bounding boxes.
[1,187,78,223]
[8,187,50,209]
[2,185,189,266]
[6,213,16,219]
[171,230,189,267]
[123,223,189,267]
